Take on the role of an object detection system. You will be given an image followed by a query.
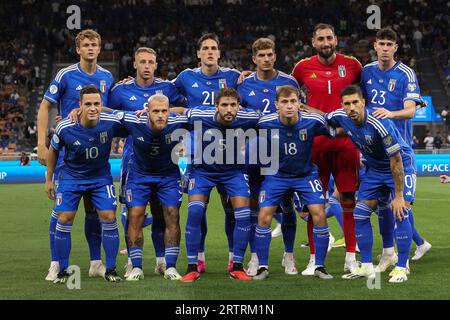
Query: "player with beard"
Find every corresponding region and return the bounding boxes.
[291,23,362,276]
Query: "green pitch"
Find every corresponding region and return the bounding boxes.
[0,177,449,300]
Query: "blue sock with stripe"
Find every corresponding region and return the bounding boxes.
[354,202,374,263]
[199,208,207,253]
[129,247,143,269]
[84,211,102,261]
[151,217,165,259]
[327,196,344,231]
[255,225,272,267]
[185,201,205,264]
[55,221,72,271]
[313,225,330,267]
[281,206,296,253]
[233,206,251,264]
[408,211,424,246]
[377,202,395,249]
[395,208,413,268]
[249,210,259,253]
[49,209,58,262]
[165,246,180,268]
[224,201,235,254]
[101,219,120,270]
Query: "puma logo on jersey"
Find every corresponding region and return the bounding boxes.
[192,82,199,88]
[129,96,137,101]
[249,91,256,96]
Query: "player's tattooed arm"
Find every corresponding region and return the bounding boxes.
[45,146,59,200]
[389,152,407,220]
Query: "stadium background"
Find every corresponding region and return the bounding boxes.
[0,0,449,300]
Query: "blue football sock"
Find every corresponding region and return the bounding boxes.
[199,207,207,253]
[233,206,251,264]
[55,221,72,271]
[255,225,272,267]
[281,206,296,253]
[185,201,205,264]
[395,208,413,268]
[273,210,282,224]
[49,209,58,262]
[354,202,374,263]
[84,211,102,261]
[129,246,143,269]
[313,225,330,267]
[143,213,153,228]
[151,217,165,258]
[249,210,259,253]
[165,246,180,269]
[408,211,424,246]
[224,201,235,253]
[101,219,120,270]
[327,196,344,232]
[377,201,395,249]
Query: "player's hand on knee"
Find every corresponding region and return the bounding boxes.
[390,196,407,221]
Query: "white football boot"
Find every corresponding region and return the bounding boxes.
[89,260,106,277]
[301,255,316,276]
[126,267,144,281]
[45,261,60,281]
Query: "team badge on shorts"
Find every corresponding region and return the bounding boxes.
[259,190,266,203]
[126,189,132,202]
[188,179,195,191]
[299,129,308,141]
[56,193,62,206]
[100,132,108,144]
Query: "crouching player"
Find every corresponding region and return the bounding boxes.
[253,85,335,280]
[326,85,414,283]
[115,94,186,281]
[45,85,125,283]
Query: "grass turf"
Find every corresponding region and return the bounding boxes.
[0,177,449,300]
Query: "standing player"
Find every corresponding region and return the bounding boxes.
[361,28,431,271]
[112,94,186,281]
[253,86,334,280]
[108,47,185,277]
[326,85,414,283]
[291,23,362,275]
[45,85,124,283]
[37,29,114,281]
[238,37,301,275]
[180,88,259,282]
[173,33,241,272]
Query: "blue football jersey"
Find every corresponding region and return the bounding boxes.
[173,67,241,108]
[186,106,260,172]
[114,111,189,177]
[108,78,186,160]
[361,61,422,146]
[51,113,127,183]
[44,63,114,118]
[238,71,300,114]
[326,108,415,174]
[257,112,335,177]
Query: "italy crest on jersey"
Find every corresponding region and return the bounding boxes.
[388,79,396,92]
[219,79,227,89]
[299,129,308,141]
[100,131,108,144]
[100,80,107,93]
[165,134,172,144]
[338,65,346,77]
